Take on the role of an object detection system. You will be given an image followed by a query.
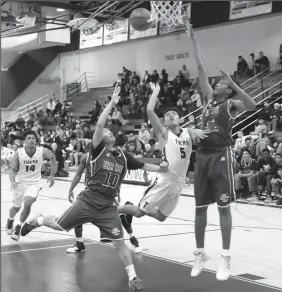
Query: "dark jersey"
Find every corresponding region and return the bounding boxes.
[239,159,257,174]
[82,142,144,206]
[256,157,276,174]
[272,163,282,179]
[200,100,234,149]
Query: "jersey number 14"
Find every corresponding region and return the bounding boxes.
[25,165,35,172]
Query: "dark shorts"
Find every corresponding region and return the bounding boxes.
[194,147,235,208]
[55,190,124,240]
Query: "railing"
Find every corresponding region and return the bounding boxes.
[64,72,95,101]
[181,79,282,129]
[5,92,55,124]
[180,61,282,125]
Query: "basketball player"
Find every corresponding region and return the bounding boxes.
[234,149,257,198]
[118,82,209,222]
[188,25,256,281]
[65,153,142,254]
[21,86,168,290]
[6,130,56,241]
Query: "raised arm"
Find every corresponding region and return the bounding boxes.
[43,147,56,187]
[9,151,19,188]
[187,24,213,103]
[68,154,87,203]
[147,82,167,143]
[92,85,121,148]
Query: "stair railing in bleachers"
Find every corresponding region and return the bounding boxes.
[5,92,56,125]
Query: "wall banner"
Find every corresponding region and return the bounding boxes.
[103,19,129,45]
[80,25,104,49]
[229,1,272,20]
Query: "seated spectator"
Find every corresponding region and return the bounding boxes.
[255,51,270,73]
[143,70,151,84]
[260,101,271,129]
[234,149,257,199]
[160,69,168,84]
[181,64,190,81]
[127,142,142,157]
[143,143,154,158]
[115,130,127,147]
[138,123,150,148]
[235,56,249,78]
[151,70,159,83]
[123,133,142,154]
[251,133,269,159]
[269,153,282,204]
[249,148,275,202]
[254,117,268,135]
[15,114,25,129]
[131,71,140,86]
[269,103,281,131]
[187,115,196,129]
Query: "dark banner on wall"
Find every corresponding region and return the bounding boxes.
[129,20,158,40]
[103,19,128,45]
[159,4,191,35]
[229,0,272,20]
[79,25,103,49]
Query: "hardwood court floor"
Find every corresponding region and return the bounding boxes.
[1,174,282,291]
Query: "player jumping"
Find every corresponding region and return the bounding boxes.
[118,82,209,222]
[188,24,256,281]
[65,153,142,254]
[6,130,56,241]
[21,86,169,290]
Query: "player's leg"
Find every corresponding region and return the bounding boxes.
[6,184,23,235]
[92,208,143,290]
[11,185,41,241]
[212,147,235,281]
[21,197,92,237]
[191,151,211,277]
[66,224,86,253]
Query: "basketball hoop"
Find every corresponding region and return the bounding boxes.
[149,1,185,27]
[67,13,99,31]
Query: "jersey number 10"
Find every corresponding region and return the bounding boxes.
[102,172,119,188]
[25,165,35,172]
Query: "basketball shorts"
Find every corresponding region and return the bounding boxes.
[139,175,183,217]
[194,147,235,208]
[13,182,42,208]
[55,189,124,241]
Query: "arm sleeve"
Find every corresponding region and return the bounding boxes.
[91,142,105,160]
[124,151,145,170]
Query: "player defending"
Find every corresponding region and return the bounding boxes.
[188,25,256,281]
[65,153,142,253]
[21,86,168,290]
[6,130,56,241]
[118,82,209,222]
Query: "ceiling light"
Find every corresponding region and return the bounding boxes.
[56,8,65,12]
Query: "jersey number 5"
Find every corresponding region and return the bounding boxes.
[102,172,119,188]
[180,147,186,159]
[25,165,35,172]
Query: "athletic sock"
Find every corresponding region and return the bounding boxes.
[221,249,230,257]
[8,217,15,221]
[37,215,44,226]
[76,237,83,243]
[125,264,137,281]
[196,248,205,253]
[128,233,134,239]
[18,221,24,227]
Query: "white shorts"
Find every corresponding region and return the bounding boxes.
[139,176,183,217]
[13,182,42,208]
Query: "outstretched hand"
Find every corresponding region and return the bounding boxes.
[149,82,160,93]
[219,68,234,86]
[185,21,194,38]
[111,84,121,105]
[191,129,210,140]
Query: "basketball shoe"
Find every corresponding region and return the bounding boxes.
[6,218,14,235]
[128,277,143,290]
[66,241,86,253]
[191,250,211,277]
[21,214,42,236]
[11,224,21,241]
[216,255,231,281]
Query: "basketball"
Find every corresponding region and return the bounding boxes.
[130,8,152,31]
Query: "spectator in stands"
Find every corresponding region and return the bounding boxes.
[54,100,62,114]
[131,71,140,86]
[252,133,270,159]
[181,64,190,81]
[160,69,168,84]
[15,114,25,129]
[47,98,56,114]
[143,70,151,84]
[138,123,150,148]
[115,130,127,147]
[254,117,268,135]
[234,149,257,199]
[255,51,270,73]
[270,103,281,131]
[143,143,154,158]
[151,70,159,83]
[122,66,132,83]
[234,131,245,154]
[123,133,142,153]
[235,56,249,78]
[269,153,282,204]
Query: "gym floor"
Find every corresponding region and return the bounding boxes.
[1,174,282,292]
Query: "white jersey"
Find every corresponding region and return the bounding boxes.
[161,128,192,179]
[17,147,44,184]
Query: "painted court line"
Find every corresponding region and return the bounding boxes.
[2,238,281,291]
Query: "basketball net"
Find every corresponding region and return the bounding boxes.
[67,13,99,31]
[149,1,186,27]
